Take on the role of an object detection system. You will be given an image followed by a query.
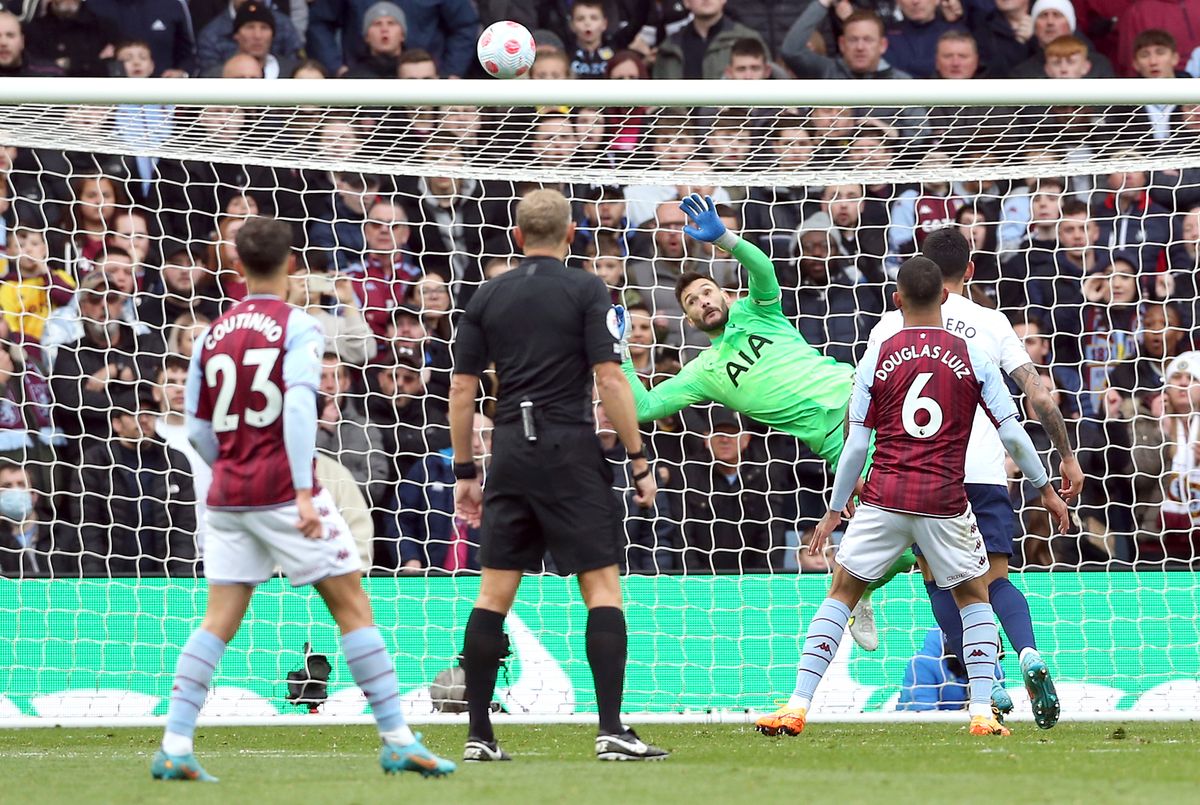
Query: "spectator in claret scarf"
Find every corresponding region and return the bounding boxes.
[343,197,421,343]
[308,171,384,271]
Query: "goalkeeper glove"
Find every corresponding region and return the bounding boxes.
[611,304,631,363]
[680,192,739,251]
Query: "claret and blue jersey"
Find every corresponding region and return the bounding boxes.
[851,327,1020,518]
[185,295,325,510]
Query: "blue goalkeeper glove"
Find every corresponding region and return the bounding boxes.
[680,193,726,243]
[611,304,631,362]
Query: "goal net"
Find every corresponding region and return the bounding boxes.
[1,78,1198,725]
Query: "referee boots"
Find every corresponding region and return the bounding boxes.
[463,737,512,762]
[595,728,670,761]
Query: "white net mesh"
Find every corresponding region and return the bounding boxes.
[1,100,1198,185]
[2,87,1200,722]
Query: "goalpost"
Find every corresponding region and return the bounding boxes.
[1,77,1199,727]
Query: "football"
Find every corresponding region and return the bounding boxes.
[477,20,536,79]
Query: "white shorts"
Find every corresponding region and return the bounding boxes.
[204,488,362,587]
[836,504,987,590]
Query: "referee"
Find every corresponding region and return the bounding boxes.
[450,188,668,763]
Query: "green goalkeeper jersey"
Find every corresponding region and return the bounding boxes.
[622,237,854,466]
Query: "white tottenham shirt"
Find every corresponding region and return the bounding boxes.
[866,292,1032,487]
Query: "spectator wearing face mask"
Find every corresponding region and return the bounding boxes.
[0,459,58,577]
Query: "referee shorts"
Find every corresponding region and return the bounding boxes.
[480,423,623,575]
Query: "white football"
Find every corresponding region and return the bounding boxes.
[477,20,536,79]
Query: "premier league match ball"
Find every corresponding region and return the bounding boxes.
[477,20,536,79]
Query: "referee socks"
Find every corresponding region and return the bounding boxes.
[586,607,627,736]
[462,607,508,743]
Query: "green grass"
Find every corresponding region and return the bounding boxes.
[2,722,1198,805]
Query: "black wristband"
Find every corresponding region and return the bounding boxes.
[627,449,647,461]
[632,467,652,482]
[453,462,478,480]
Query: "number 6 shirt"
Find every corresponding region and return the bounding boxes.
[867,291,1032,488]
[851,327,1019,518]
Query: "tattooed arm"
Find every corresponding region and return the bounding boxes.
[1009,362,1084,502]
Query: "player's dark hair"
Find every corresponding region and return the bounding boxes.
[674,271,716,306]
[921,227,971,281]
[236,217,293,278]
[730,37,768,63]
[897,256,944,309]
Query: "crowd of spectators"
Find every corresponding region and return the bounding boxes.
[2,0,1200,579]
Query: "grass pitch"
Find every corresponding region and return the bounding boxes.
[2,722,1197,805]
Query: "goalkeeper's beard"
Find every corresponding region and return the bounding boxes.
[693,303,730,333]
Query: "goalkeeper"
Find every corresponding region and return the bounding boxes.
[619,193,914,615]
